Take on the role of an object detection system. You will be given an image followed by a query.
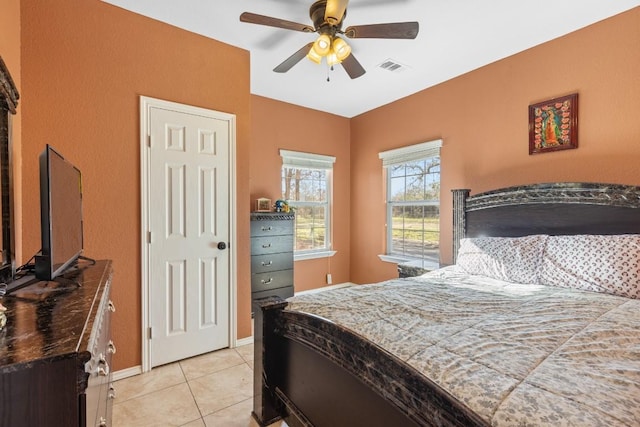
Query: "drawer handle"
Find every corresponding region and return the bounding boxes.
[109,385,117,400]
[262,243,272,249]
[261,260,273,266]
[261,226,273,231]
[98,417,108,427]
[108,340,117,354]
[108,301,116,312]
[261,278,273,285]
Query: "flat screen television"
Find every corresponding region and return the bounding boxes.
[34,145,84,281]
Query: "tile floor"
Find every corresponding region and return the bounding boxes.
[112,344,285,427]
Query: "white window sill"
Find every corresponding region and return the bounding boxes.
[378,254,440,270]
[294,250,337,261]
[378,254,410,264]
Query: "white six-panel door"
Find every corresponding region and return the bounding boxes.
[141,98,235,368]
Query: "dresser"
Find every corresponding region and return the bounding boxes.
[250,212,295,300]
[0,260,115,427]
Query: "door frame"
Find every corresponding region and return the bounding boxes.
[139,96,238,372]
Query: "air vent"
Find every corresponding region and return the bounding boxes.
[378,59,409,73]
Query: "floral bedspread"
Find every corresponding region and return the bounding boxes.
[286,267,640,426]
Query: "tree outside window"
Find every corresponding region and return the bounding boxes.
[379,139,442,268]
[282,167,329,251]
[388,157,440,264]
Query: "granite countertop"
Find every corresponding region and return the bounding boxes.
[0,260,111,368]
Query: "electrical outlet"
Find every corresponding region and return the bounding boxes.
[326,273,332,285]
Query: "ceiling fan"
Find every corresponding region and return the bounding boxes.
[240,0,419,79]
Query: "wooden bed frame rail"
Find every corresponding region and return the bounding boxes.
[252,296,485,427]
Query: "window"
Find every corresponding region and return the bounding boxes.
[280,150,336,260]
[379,140,442,269]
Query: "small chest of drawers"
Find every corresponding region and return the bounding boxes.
[250,212,295,300]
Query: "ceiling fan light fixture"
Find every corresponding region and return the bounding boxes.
[332,37,351,61]
[306,47,323,64]
[327,51,341,66]
[312,34,331,57]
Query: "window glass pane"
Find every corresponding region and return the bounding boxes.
[391,205,427,258]
[425,158,440,201]
[294,206,313,250]
[389,164,405,178]
[387,155,440,266]
[311,226,326,248]
[282,168,327,203]
[389,176,406,201]
[293,205,327,251]
[281,152,332,253]
[405,160,425,177]
[281,167,297,201]
[313,205,326,225]
[405,173,425,201]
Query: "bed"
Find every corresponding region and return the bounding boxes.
[251,182,640,427]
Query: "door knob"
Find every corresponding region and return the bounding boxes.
[217,242,227,250]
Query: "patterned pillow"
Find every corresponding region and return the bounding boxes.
[539,234,640,299]
[456,235,548,284]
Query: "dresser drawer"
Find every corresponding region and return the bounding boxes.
[251,235,294,255]
[251,269,293,292]
[86,286,115,427]
[252,285,294,302]
[251,252,293,274]
[250,219,293,237]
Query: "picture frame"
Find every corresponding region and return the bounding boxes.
[528,93,578,154]
[256,198,272,212]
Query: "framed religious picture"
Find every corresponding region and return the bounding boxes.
[528,93,578,154]
[256,198,272,212]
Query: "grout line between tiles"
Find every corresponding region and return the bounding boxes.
[181,361,206,423]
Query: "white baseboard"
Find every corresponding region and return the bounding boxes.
[294,282,355,296]
[116,337,253,379]
[112,365,143,381]
[235,336,253,347]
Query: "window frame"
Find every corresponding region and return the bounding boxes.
[280,149,336,261]
[378,139,443,269]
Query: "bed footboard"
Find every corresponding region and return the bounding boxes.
[252,296,486,427]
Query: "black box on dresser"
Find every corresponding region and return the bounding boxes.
[0,260,115,427]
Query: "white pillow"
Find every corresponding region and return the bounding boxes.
[456,235,548,284]
[539,234,640,299]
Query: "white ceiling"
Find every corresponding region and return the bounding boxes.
[102,0,640,118]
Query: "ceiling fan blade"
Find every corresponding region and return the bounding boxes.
[344,22,419,39]
[273,43,314,73]
[240,12,314,33]
[325,0,349,25]
[341,54,366,79]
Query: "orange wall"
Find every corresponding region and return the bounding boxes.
[250,95,351,290]
[350,8,640,284]
[0,0,22,263]
[20,0,251,371]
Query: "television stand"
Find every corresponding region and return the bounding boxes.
[78,255,96,264]
[2,273,39,294]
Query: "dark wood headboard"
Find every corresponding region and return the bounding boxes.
[452,182,640,264]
